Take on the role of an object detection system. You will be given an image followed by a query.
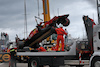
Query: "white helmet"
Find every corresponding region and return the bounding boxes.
[59,25,63,28]
[9,44,13,49]
[9,42,16,49]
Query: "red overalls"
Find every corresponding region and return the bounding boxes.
[37,46,46,52]
[55,27,67,51]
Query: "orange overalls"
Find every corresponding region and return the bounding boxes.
[55,27,67,51]
[37,46,46,52]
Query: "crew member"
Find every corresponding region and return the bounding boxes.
[9,44,17,67]
[37,46,46,52]
[55,25,67,51]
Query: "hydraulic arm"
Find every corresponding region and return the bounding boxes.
[83,16,95,54]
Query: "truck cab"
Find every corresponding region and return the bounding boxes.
[89,24,100,67]
[93,24,100,51]
[89,0,100,67]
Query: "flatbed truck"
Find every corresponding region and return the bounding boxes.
[13,15,94,67]
[0,0,98,67]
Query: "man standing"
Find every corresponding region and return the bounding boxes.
[9,44,17,67]
[55,25,67,51]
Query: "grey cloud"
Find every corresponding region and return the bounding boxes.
[0,0,97,40]
[85,0,97,9]
[0,0,39,29]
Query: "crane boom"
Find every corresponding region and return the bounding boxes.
[42,0,50,22]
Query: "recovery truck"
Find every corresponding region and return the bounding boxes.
[14,15,95,67]
[0,0,97,67]
[16,14,71,67]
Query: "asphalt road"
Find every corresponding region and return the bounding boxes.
[0,63,89,67]
[0,63,28,67]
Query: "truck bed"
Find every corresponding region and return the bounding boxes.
[17,52,74,56]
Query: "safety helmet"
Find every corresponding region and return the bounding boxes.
[9,42,16,49]
[9,44,13,49]
[59,25,63,28]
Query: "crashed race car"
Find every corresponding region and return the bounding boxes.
[16,14,70,49]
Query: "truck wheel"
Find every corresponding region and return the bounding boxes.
[28,58,39,67]
[31,60,38,67]
[91,57,100,67]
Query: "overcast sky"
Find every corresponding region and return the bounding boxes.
[0,0,97,41]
